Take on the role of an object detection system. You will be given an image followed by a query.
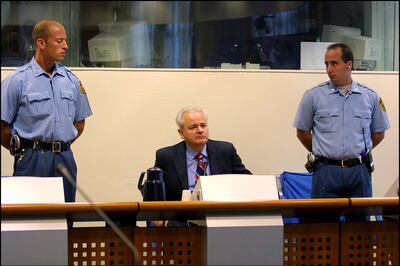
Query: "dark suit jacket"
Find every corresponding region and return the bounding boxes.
[155,139,252,201]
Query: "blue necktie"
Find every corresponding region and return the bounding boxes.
[194,153,206,182]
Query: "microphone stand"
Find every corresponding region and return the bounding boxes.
[56,164,141,265]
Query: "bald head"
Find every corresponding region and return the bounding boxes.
[32,19,65,47]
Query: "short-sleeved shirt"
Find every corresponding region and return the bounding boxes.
[1,57,92,142]
[293,80,390,160]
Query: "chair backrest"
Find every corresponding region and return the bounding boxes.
[277,171,382,222]
[277,171,312,224]
[279,171,312,200]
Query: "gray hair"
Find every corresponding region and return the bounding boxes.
[176,106,207,129]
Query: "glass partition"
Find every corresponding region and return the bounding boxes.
[1,1,398,70]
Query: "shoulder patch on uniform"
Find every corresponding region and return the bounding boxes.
[379,97,386,112]
[79,81,87,95]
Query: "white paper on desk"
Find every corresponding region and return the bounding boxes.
[189,174,283,227]
[1,176,65,203]
[1,176,67,231]
[192,174,279,202]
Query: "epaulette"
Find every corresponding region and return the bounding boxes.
[355,82,376,93]
[59,64,86,94]
[59,63,78,80]
[4,64,30,80]
[311,81,329,90]
[13,63,30,73]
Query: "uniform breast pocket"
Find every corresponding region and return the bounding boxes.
[353,109,371,132]
[26,91,52,117]
[315,109,339,133]
[60,89,77,119]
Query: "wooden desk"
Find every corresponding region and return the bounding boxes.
[346,197,399,215]
[136,198,350,220]
[1,201,139,222]
[2,198,351,220]
[2,198,398,265]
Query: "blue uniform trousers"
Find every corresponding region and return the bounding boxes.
[13,148,77,202]
[312,162,372,198]
[311,161,372,222]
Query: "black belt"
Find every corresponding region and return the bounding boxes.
[317,157,366,168]
[20,138,71,153]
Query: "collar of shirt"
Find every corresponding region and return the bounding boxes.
[186,145,208,161]
[328,80,362,95]
[30,57,66,78]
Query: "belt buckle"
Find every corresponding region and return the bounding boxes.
[341,160,348,168]
[52,142,61,153]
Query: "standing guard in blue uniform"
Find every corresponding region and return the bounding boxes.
[293,43,390,219]
[1,19,93,202]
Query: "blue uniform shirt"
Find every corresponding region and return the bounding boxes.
[293,81,390,160]
[1,58,92,142]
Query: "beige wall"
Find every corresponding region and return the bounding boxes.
[1,68,398,201]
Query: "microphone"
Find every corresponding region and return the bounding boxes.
[56,164,141,264]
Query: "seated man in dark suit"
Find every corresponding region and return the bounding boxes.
[155,106,252,203]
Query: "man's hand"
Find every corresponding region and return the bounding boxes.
[1,121,11,150]
[72,120,85,143]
